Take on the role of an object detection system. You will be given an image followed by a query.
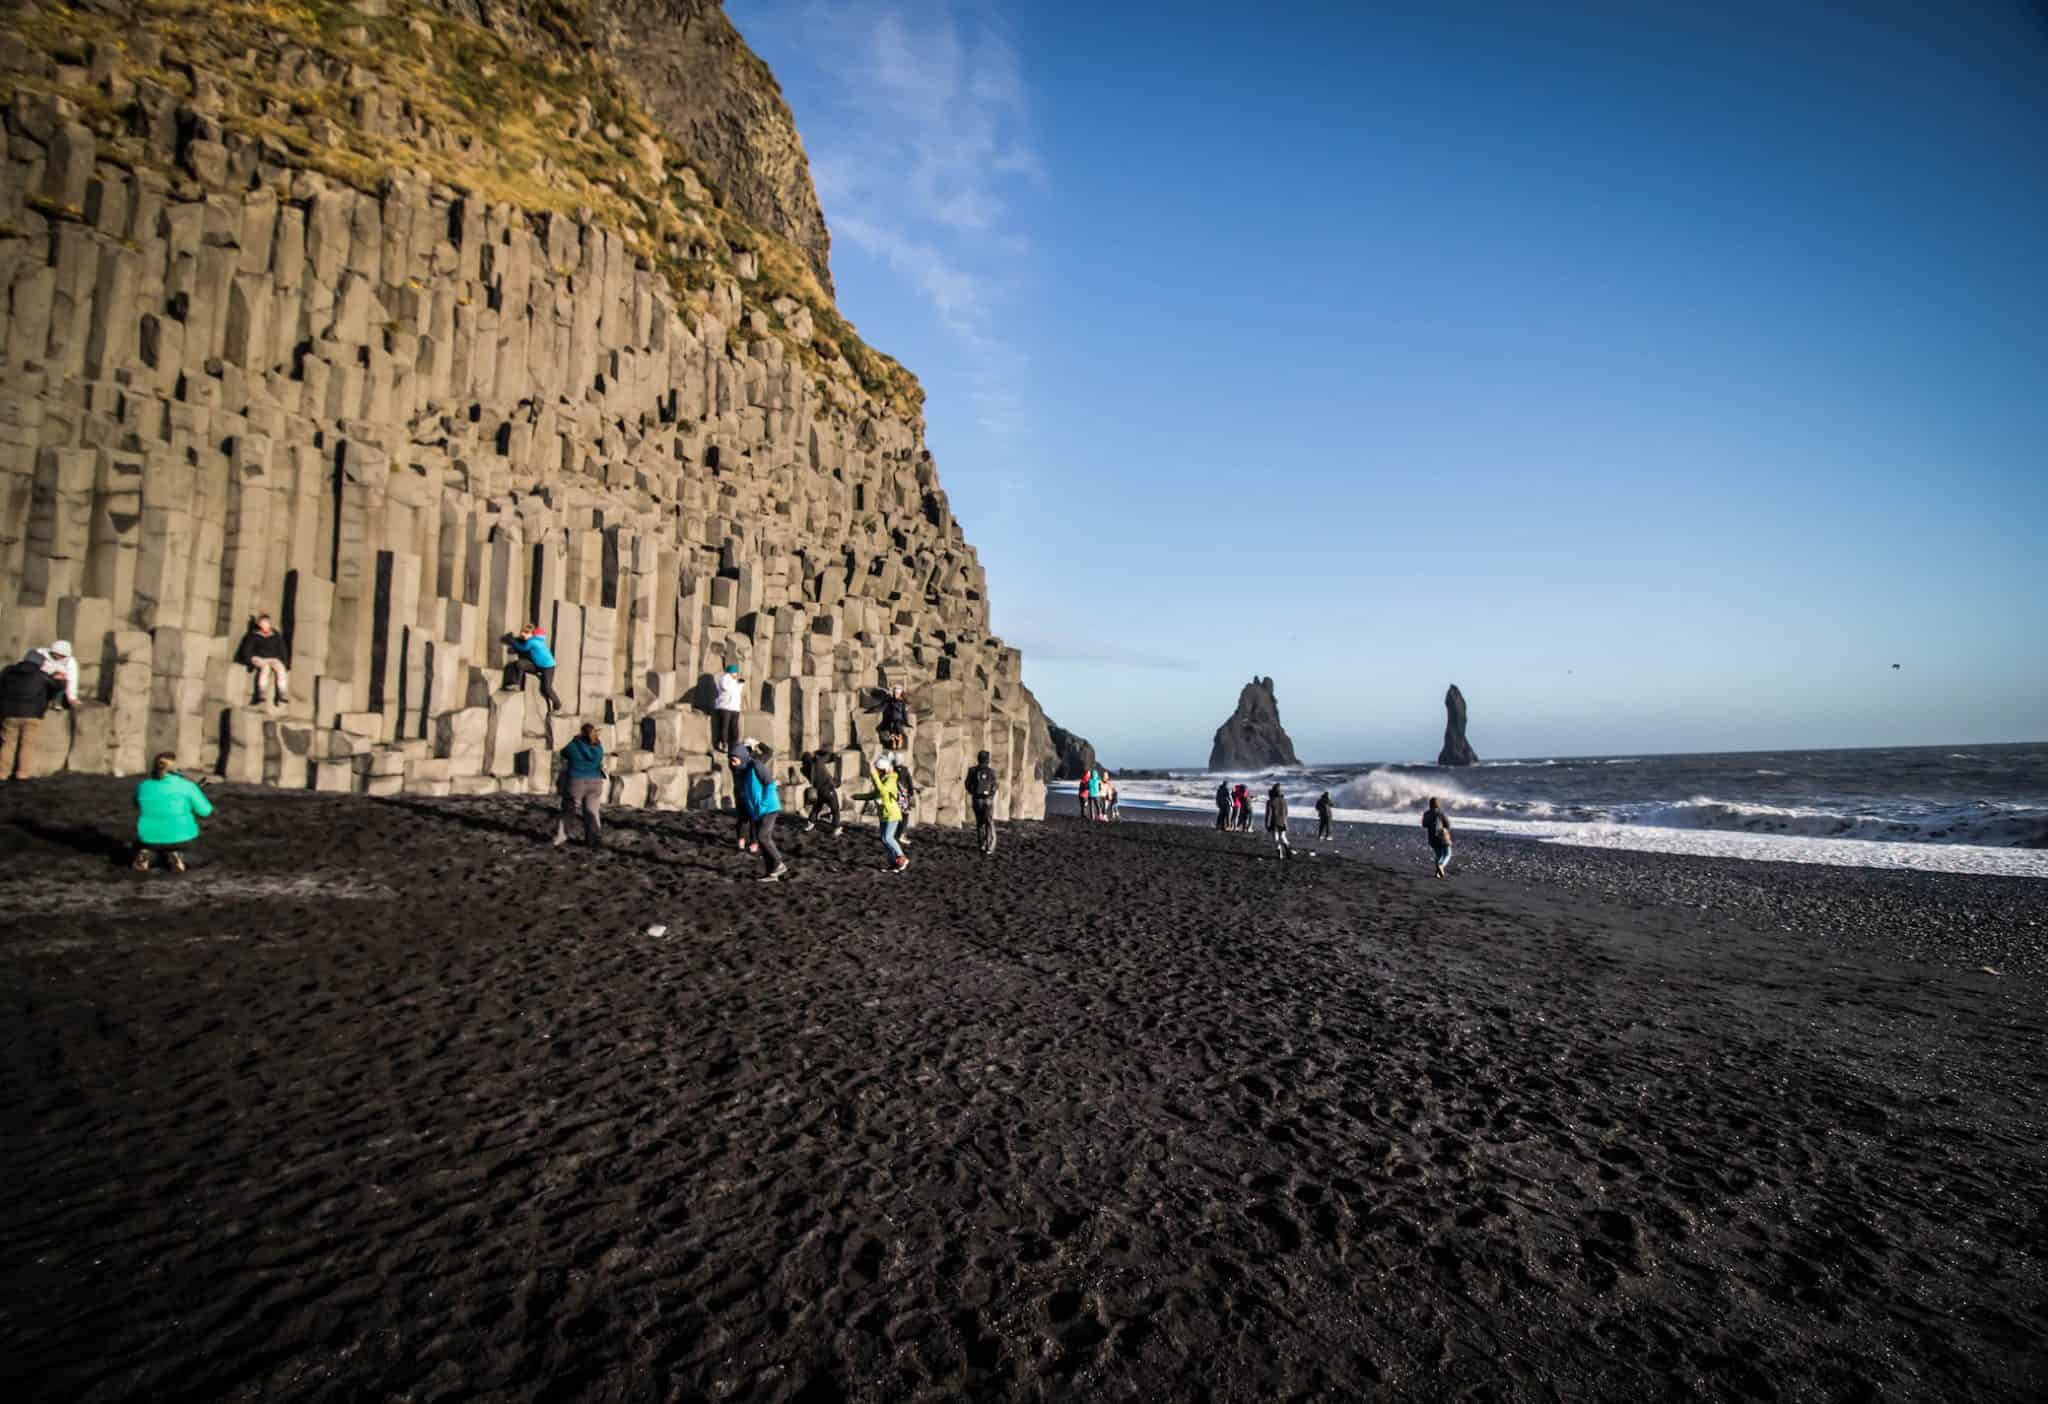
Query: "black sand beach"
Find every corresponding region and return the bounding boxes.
[3,776,2045,1401]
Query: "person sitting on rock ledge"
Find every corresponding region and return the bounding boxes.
[31,639,79,708]
[233,612,291,709]
[133,752,213,874]
[501,625,562,712]
[878,684,912,752]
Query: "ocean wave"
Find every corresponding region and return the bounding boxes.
[1619,796,2048,848]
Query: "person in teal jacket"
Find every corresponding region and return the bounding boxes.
[553,722,607,847]
[501,624,562,711]
[133,752,213,872]
[731,740,788,882]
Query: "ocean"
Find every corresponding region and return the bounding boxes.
[1069,743,2048,878]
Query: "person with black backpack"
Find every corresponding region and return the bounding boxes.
[802,750,843,837]
[965,750,1000,855]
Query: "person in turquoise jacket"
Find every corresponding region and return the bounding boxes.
[501,624,562,711]
[133,752,213,872]
[731,740,788,882]
[553,722,607,848]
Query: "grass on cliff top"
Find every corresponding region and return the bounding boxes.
[5,0,922,419]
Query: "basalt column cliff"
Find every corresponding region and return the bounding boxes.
[0,0,1051,822]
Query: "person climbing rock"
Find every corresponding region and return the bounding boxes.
[1266,784,1294,859]
[1423,796,1454,878]
[966,749,1000,855]
[554,722,607,848]
[133,752,213,873]
[233,612,291,708]
[713,664,745,753]
[502,625,562,711]
[0,652,67,781]
[1316,790,1333,841]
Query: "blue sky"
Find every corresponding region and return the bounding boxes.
[735,0,2048,768]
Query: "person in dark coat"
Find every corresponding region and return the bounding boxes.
[1423,797,1454,877]
[802,750,843,837]
[0,654,67,781]
[232,612,291,707]
[1215,780,1232,831]
[1315,791,1334,841]
[965,750,1000,855]
[1266,784,1294,859]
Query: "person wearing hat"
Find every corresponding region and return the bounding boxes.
[713,663,745,753]
[1,651,68,780]
[857,752,909,872]
[33,639,78,707]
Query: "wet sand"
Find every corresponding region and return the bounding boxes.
[3,775,2044,1401]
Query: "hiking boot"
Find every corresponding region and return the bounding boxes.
[893,855,910,873]
[167,852,186,873]
[131,850,151,872]
[757,865,789,883]
[552,828,569,847]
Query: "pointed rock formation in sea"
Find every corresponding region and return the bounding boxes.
[1045,720,1100,782]
[1438,685,1479,767]
[1209,677,1301,771]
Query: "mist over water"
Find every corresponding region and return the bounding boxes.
[1067,744,2048,878]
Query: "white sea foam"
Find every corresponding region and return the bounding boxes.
[1084,777,2048,878]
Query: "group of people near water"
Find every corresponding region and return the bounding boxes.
[1074,765,1120,821]
[1212,779,1453,874]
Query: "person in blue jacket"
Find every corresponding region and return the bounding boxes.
[501,624,562,711]
[731,740,788,882]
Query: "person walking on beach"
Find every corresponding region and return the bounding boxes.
[1423,797,1453,877]
[733,741,788,881]
[233,613,291,708]
[1076,766,1093,820]
[133,752,212,872]
[553,722,607,848]
[966,749,999,854]
[1266,784,1294,860]
[1104,777,1121,821]
[802,750,843,836]
[1,652,68,781]
[1215,780,1232,831]
[858,754,909,872]
[1087,767,1105,821]
[1315,791,1333,842]
[712,663,745,753]
[502,625,562,711]
[1233,783,1252,832]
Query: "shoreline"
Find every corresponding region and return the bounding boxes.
[3,776,2044,1399]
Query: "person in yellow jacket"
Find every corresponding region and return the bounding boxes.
[856,754,909,873]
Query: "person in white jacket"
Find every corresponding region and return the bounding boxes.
[34,640,78,707]
[712,663,745,752]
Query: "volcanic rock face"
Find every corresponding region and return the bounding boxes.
[1045,720,1099,782]
[0,0,1049,822]
[1208,677,1300,771]
[1438,685,1478,767]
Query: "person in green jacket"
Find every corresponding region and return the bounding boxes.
[133,752,213,872]
[554,722,607,848]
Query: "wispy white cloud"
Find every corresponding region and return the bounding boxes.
[748,0,1041,433]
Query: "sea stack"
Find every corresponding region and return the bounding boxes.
[1045,720,1101,782]
[1438,685,1479,767]
[1209,677,1301,770]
